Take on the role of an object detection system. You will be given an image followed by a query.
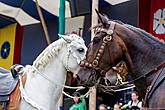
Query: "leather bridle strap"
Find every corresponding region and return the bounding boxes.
[80,21,116,74]
[143,68,163,107]
[108,21,115,30]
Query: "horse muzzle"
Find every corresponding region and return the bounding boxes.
[76,67,98,87]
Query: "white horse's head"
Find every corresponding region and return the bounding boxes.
[58,34,87,74]
[31,34,87,77]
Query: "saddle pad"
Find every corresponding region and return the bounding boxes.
[0,75,27,110]
[0,67,18,96]
[8,75,26,110]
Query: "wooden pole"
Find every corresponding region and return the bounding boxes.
[89,0,98,110]
[91,0,98,40]
[35,0,51,45]
[89,86,97,110]
[137,0,139,27]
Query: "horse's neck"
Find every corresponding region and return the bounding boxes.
[21,58,66,110]
[117,24,165,96]
[119,25,165,76]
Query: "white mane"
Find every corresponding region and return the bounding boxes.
[32,38,65,71]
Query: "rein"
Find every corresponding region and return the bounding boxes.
[98,61,165,96]
[112,61,165,88]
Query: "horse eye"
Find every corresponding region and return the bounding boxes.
[93,37,100,44]
[77,48,84,53]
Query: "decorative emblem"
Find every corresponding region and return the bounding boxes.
[153,8,165,34]
[1,41,10,59]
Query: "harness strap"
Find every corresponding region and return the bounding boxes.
[108,21,116,31]
[108,42,115,66]
[144,67,164,107]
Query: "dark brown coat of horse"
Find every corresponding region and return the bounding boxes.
[77,12,165,108]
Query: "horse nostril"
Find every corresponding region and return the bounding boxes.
[76,74,80,81]
[91,70,96,75]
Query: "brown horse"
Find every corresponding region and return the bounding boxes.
[77,11,165,108]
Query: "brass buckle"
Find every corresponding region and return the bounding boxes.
[92,60,98,67]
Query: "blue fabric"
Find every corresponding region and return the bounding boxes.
[0,0,56,19]
[59,106,64,110]
[0,67,18,96]
[0,0,58,28]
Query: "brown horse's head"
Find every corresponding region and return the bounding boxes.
[77,11,133,87]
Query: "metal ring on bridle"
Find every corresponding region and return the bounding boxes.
[92,60,99,67]
[103,37,108,43]
[106,29,113,35]
[105,35,112,41]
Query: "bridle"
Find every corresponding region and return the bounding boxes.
[80,21,116,76]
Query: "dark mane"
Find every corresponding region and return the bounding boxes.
[112,20,124,25]
[121,23,165,71]
[90,20,124,31]
[124,24,165,47]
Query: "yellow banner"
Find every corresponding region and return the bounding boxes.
[0,24,17,70]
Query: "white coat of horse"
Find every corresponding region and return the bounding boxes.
[18,34,87,110]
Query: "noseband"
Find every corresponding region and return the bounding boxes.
[80,21,116,75]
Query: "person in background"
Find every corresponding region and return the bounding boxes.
[69,91,87,110]
[121,91,142,110]
[98,104,107,110]
[113,103,121,110]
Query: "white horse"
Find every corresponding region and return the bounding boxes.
[18,34,87,110]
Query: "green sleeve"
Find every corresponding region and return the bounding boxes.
[80,97,87,110]
[69,104,77,110]
[77,102,86,110]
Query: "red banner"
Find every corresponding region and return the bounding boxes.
[13,25,24,64]
[150,0,165,41]
[139,0,165,41]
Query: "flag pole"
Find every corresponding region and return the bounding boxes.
[58,0,65,110]
[35,0,51,45]
[59,0,65,35]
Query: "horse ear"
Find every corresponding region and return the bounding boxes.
[95,9,104,25]
[58,34,64,38]
[58,34,71,43]
[95,9,109,27]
